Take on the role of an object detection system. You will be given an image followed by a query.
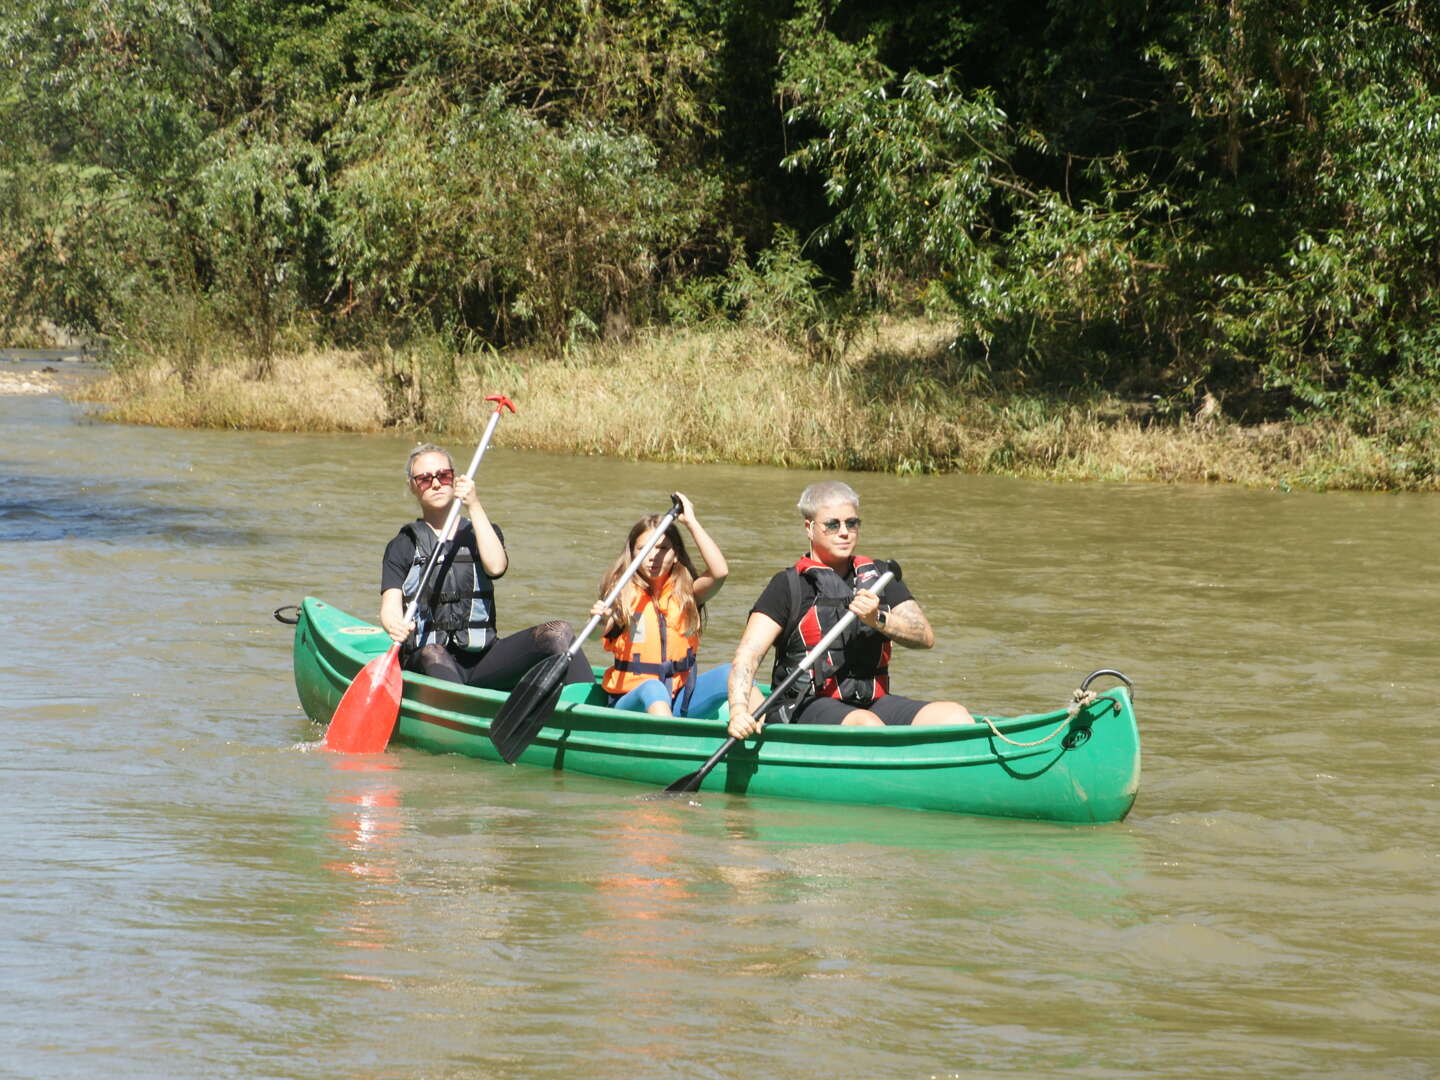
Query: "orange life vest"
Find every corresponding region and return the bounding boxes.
[600,578,700,700]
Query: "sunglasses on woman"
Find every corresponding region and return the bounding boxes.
[816,517,861,534]
[411,468,456,488]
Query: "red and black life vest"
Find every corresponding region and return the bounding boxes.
[771,555,891,710]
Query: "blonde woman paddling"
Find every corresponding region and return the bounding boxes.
[380,443,594,690]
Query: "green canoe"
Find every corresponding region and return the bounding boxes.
[290,597,1141,824]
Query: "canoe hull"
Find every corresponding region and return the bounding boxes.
[293,597,1140,824]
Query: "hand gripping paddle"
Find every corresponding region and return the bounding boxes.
[321,395,517,753]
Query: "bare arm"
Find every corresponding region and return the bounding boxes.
[726,611,783,739]
[455,474,508,577]
[380,587,412,643]
[849,592,934,649]
[674,492,727,604]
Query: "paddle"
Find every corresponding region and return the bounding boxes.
[321,394,517,753]
[664,567,896,794]
[489,494,685,764]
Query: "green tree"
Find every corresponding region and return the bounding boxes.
[328,84,707,349]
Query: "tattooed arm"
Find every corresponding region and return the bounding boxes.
[849,592,935,649]
[726,611,783,739]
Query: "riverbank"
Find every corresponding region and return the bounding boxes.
[1,370,68,395]
[69,321,1437,491]
[1,354,101,396]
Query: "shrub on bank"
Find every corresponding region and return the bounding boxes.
[71,321,1438,491]
[78,348,387,432]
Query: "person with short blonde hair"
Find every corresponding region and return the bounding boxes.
[725,480,972,739]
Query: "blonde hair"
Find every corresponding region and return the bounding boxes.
[405,443,453,493]
[597,514,704,637]
[797,480,860,520]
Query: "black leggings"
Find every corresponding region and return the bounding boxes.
[408,621,594,690]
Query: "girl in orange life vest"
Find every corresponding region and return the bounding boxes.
[589,492,756,717]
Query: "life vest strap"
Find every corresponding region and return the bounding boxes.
[610,654,697,678]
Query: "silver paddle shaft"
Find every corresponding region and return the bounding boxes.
[567,499,684,658]
[401,406,509,626]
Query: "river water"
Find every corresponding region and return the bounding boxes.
[3,374,1437,1079]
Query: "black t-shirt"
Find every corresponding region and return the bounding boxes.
[750,557,913,633]
[381,519,506,594]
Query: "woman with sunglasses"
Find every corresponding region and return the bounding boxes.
[724,480,973,739]
[587,493,758,718]
[379,443,594,690]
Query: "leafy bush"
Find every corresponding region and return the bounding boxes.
[328,84,709,350]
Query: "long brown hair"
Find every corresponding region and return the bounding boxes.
[596,514,705,637]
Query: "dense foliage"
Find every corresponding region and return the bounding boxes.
[2,0,1437,452]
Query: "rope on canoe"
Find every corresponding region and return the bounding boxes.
[273,604,300,625]
[981,713,1073,747]
[980,669,1133,748]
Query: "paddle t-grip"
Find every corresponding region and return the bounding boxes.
[485,394,517,413]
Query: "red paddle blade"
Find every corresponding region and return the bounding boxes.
[321,646,402,753]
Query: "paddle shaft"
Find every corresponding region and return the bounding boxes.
[400,396,514,629]
[322,394,515,753]
[671,569,894,791]
[485,495,686,762]
[562,495,685,660]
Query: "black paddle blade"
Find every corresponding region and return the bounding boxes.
[489,653,569,763]
[662,735,738,794]
[663,769,704,794]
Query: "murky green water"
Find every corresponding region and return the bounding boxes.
[3,375,1437,1078]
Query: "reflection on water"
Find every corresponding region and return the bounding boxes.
[325,758,404,883]
[591,804,695,923]
[3,391,1438,1078]
[323,757,404,991]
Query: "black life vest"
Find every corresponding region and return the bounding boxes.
[399,519,498,653]
[771,555,891,713]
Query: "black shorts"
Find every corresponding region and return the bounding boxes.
[789,693,929,726]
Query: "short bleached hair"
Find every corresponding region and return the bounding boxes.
[797,481,860,520]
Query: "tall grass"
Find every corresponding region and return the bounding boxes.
[71,321,1438,490]
[78,347,388,431]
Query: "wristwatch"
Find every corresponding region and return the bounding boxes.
[875,605,889,630]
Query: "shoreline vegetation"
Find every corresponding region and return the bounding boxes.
[69,320,1437,491]
[6,2,1439,492]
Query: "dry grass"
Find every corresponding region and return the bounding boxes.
[75,348,387,431]
[69,321,1439,490]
